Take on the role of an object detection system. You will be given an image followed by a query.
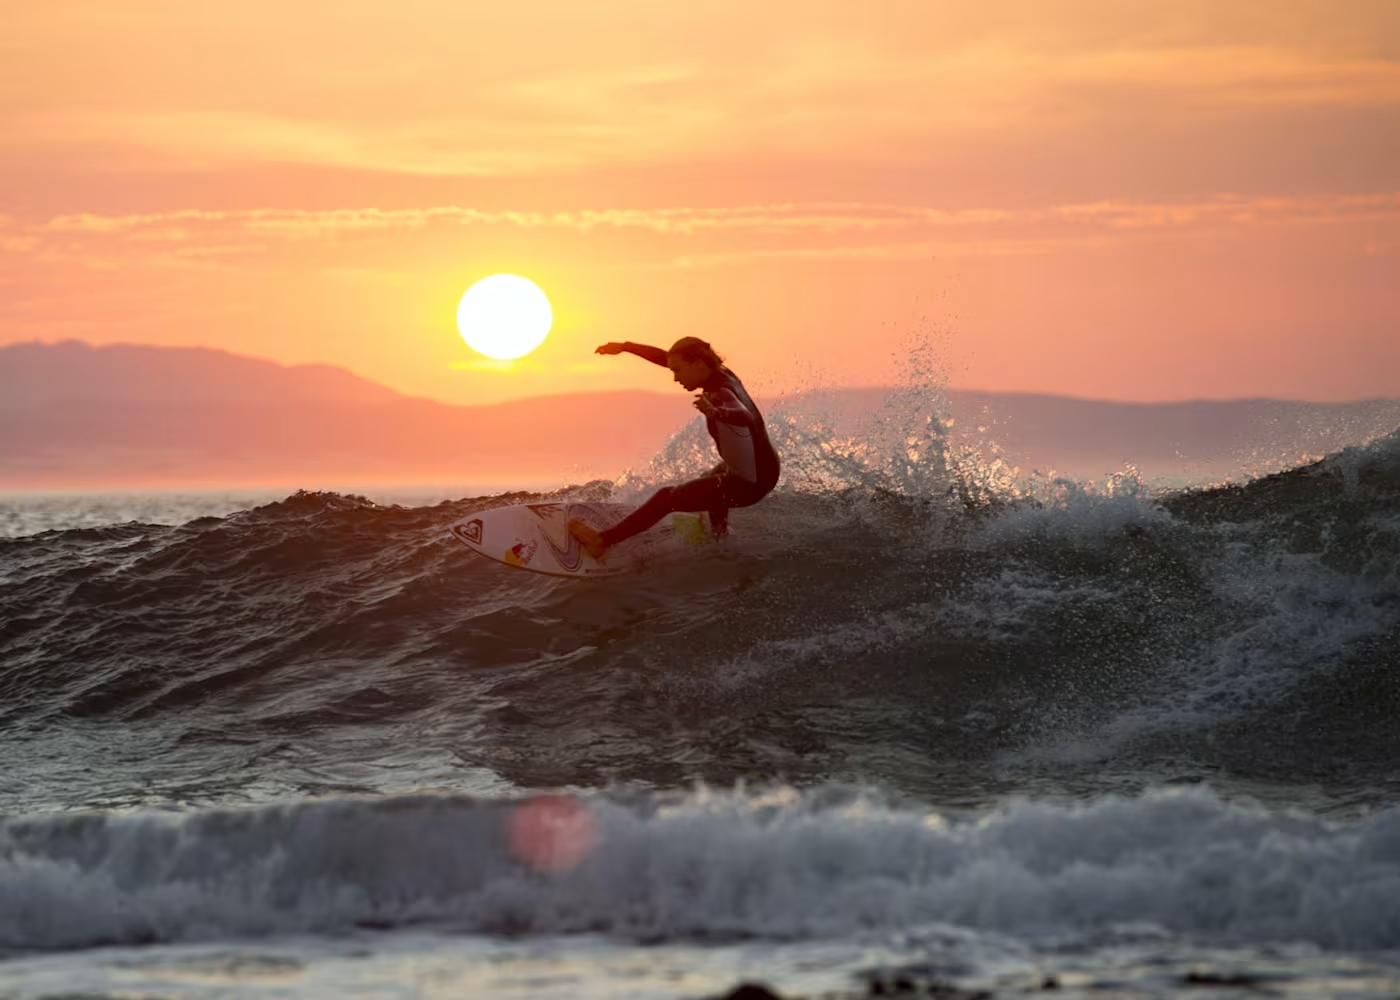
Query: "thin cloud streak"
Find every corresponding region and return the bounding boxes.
[19,193,1399,269]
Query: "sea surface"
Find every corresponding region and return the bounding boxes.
[2,386,1399,999]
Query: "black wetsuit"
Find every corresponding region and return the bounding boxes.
[599,344,781,547]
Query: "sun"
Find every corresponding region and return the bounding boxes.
[456,274,553,361]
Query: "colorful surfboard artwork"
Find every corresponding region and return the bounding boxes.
[448,501,710,578]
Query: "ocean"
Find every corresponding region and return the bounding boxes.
[1,390,1399,999]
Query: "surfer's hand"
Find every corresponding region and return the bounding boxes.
[693,393,716,416]
[595,342,627,355]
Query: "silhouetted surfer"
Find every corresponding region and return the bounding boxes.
[568,337,780,559]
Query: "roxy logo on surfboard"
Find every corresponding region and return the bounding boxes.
[453,519,484,545]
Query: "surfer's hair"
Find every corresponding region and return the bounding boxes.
[668,337,724,368]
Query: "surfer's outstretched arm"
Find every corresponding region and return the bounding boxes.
[595,341,669,367]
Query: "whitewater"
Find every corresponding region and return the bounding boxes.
[2,377,1399,998]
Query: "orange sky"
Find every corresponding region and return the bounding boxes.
[2,0,1397,405]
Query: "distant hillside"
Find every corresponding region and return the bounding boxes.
[0,341,402,408]
[799,388,1400,482]
[0,393,693,489]
[0,341,1396,489]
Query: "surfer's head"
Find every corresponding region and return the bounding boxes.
[667,337,722,391]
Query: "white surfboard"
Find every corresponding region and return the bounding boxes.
[448,501,711,578]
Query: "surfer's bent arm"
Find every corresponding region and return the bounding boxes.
[703,387,754,425]
[595,341,668,367]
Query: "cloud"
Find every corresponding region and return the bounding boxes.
[1048,193,1400,229]
[5,6,1399,177]
[19,192,1398,270]
[43,203,950,238]
[664,237,1108,269]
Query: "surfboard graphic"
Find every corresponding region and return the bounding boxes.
[448,501,710,578]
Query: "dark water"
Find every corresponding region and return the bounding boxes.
[0,413,1398,996]
[3,430,1397,810]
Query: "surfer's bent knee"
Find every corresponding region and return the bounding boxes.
[721,477,774,510]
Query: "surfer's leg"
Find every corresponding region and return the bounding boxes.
[589,475,726,551]
[720,475,773,510]
[567,520,608,560]
[708,504,730,538]
[569,492,673,558]
[572,475,769,556]
[707,475,774,538]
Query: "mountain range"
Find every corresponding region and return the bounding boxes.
[1,340,1397,490]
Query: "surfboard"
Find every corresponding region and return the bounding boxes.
[448,501,711,578]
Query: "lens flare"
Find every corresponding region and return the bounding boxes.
[507,795,597,872]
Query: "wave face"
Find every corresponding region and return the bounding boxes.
[3,786,1399,953]
[1,420,1398,814]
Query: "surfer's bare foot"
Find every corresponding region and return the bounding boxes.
[568,519,608,560]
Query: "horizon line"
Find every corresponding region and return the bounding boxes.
[3,338,1397,409]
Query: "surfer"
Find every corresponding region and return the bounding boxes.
[568,337,781,559]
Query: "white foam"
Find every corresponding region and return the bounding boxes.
[937,433,1400,763]
[3,787,1399,953]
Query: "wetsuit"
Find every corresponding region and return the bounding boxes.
[599,343,781,547]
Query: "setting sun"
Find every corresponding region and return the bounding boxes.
[456,274,553,361]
